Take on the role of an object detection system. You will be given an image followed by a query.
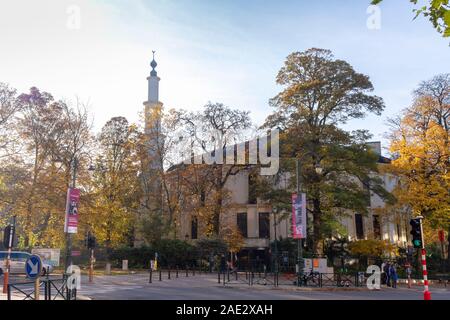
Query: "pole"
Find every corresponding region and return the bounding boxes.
[65,157,77,273]
[89,249,94,283]
[296,159,304,286]
[34,277,40,300]
[421,248,431,300]
[2,216,16,294]
[273,211,278,275]
[418,217,431,300]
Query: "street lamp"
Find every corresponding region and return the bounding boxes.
[64,157,78,273]
[272,207,279,275]
[295,158,322,286]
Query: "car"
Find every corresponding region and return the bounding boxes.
[0,251,54,276]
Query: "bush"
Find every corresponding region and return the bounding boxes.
[108,240,198,269]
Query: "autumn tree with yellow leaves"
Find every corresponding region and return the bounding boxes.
[387,74,449,246]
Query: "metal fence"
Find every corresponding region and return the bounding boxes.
[7,276,77,301]
[217,268,369,288]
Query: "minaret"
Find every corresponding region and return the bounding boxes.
[135,53,165,247]
[144,51,163,170]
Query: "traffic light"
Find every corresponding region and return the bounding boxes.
[86,233,96,249]
[410,218,423,249]
[2,225,15,249]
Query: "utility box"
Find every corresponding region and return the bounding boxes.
[122,260,128,271]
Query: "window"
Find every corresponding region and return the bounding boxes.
[373,215,381,239]
[355,214,364,240]
[259,213,270,239]
[10,252,30,261]
[237,213,248,238]
[248,173,258,205]
[191,217,198,240]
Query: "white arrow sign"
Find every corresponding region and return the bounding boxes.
[27,259,39,275]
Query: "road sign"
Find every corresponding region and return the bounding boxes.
[25,255,42,279]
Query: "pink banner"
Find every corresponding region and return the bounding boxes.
[64,188,80,234]
[292,193,307,239]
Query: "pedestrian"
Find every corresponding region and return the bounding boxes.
[384,262,391,287]
[405,263,412,289]
[220,254,226,273]
[381,261,387,285]
[390,264,398,288]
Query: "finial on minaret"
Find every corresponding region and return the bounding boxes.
[150,50,157,76]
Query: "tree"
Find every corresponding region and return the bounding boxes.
[371,0,450,37]
[0,86,94,248]
[137,107,187,243]
[88,117,141,253]
[263,48,394,254]
[14,87,67,247]
[0,83,21,158]
[175,102,253,236]
[349,239,398,268]
[387,74,449,244]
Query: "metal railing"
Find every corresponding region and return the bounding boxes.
[7,276,77,301]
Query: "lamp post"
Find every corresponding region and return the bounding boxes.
[296,159,303,285]
[64,157,78,273]
[295,158,322,286]
[272,207,279,274]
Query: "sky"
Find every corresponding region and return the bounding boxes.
[0,0,449,154]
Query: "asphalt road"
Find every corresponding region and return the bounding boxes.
[75,273,450,300]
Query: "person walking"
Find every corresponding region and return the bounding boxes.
[405,263,412,289]
[381,261,387,285]
[220,254,226,274]
[390,264,398,288]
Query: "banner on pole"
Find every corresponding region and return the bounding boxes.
[292,193,307,239]
[64,188,80,234]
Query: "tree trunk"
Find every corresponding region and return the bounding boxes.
[212,192,222,236]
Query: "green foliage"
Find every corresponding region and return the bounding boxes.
[263,48,393,253]
[109,240,197,268]
[195,238,228,256]
[372,0,450,37]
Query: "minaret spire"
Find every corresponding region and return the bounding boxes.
[147,51,160,103]
[150,50,157,77]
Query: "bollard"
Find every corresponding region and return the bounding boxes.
[223,271,226,287]
[34,277,40,300]
[176,266,179,278]
[159,269,162,281]
[218,271,221,284]
[149,269,152,284]
[186,266,189,277]
[168,269,171,280]
[235,270,238,281]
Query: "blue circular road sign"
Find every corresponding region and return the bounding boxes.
[25,255,42,279]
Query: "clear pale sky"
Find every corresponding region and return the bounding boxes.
[0,0,448,152]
